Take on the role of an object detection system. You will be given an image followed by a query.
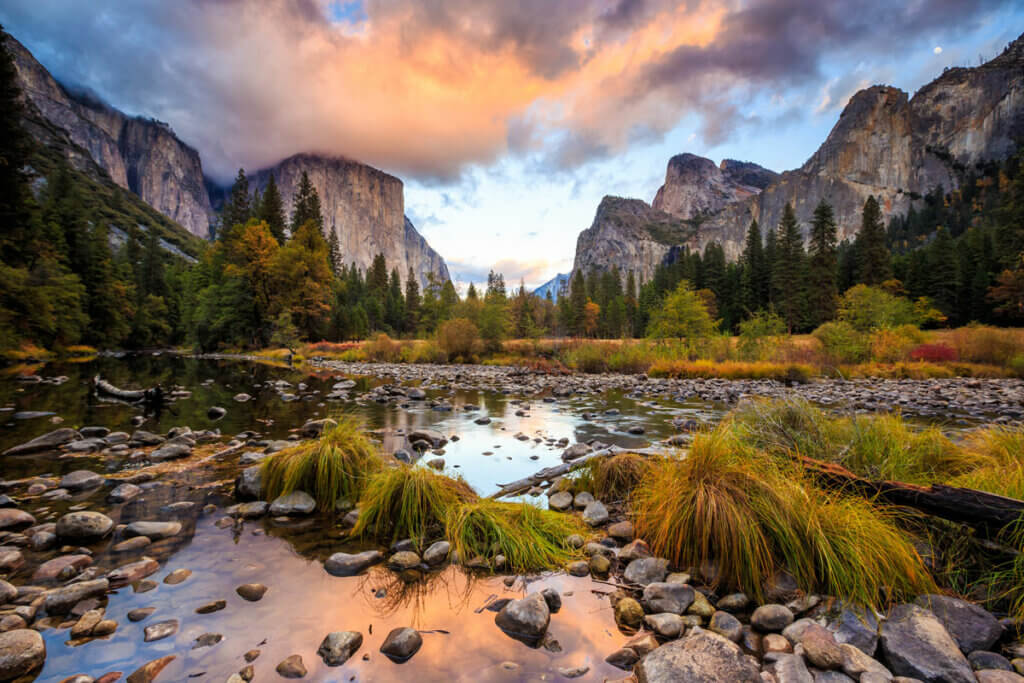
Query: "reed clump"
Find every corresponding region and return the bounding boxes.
[354,465,478,545]
[261,417,382,510]
[631,427,933,607]
[445,500,584,573]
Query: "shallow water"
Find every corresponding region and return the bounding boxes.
[0,356,729,682]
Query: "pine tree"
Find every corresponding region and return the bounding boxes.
[221,169,251,231]
[327,229,341,275]
[291,171,323,232]
[568,270,587,336]
[772,203,806,332]
[856,195,890,285]
[741,220,765,313]
[0,25,33,264]
[404,267,421,333]
[807,199,838,326]
[466,282,478,300]
[624,270,638,337]
[259,172,286,242]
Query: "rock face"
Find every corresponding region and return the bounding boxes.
[8,36,214,237]
[572,196,695,284]
[248,154,449,288]
[652,154,778,221]
[573,34,1024,271]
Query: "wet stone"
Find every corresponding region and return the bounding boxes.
[124,521,181,540]
[55,511,114,541]
[236,583,267,601]
[495,593,551,641]
[423,541,450,566]
[276,654,307,678]
[325,550,384,577]
[318,631,363,666]
[107,483,142,504]
[59,470,104,492]
[0,629,46,680]
[269,491,316,516]
[624,557,669,585]
[143,619,178,642]
[752,604,795,632]
[380,627,423,662]
[163,568,191,585]
[127,608,155,622]
[196,599,226,614]
[192,632,222,649]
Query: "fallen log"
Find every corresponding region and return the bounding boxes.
[798,455,1024,536]
[490,446,667,499]
[93,375,146,401]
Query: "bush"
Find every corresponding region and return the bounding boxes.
[364,333,403,362]
[262,417,382,510]
[837,285,925,331]
[647,280,717,339]
[812,321,870,364]
[909,343,958,362]
[437,318,480,361]
[946,326,1021,365]
[738,311,786,361]
[870,325,924,363]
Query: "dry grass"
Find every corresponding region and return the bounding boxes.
[445,500,584,573]
[580,453,655,501]
[261,417,382,510]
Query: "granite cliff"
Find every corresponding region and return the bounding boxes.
[249,154,449,287]
[7,36,215,238]
[574,33,1024,275]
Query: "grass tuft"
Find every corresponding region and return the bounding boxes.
[261,416,382,510]
[445,500,584,573]
[580,453,654,501]
[631,426,933,606]
[354,465,478,545]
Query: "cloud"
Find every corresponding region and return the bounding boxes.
[0,0,1014,182]
[446,257,555,288]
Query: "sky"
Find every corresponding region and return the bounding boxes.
[2,0,1023,291]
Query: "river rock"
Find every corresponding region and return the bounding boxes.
[276,654,306,678]
[233,393,251,402]
[163,568,191,584]
[318,631,362,666]
[269,491,316,516]
[33,554,92,582]
[107,558,159,587]
[408,429,447,448]
[561,443,591,461]
[495,593,550,641]
[549,491,573,511]
[388,551,421,571]
[801,623,843,670]
[608,520,635,542]
[0,580,15,605]
[207,406,226,420]
[423,541,450,566]
[0,509,35,531]
[196,600,226,614]
[829,605,881,654]
[107,483,142,504]
[643,582,695,615]
[624,557,669,585]
[0,551,22,573]
[125,655,175,683]
[59,470,104,492]
[55,511,114,541]
[380,627,423,662]
[125,521,182,540]
[144,619,178,642]
[235,467,262,500]
[709,611,743,642]
[230,501,268,519]
[325,550,383,576]
[236,583,267,601]
[770,652,814,682]
[969,651,1013,671]
[3,428,80,455]
[149,443,191,462]
[752,604,795,632]
[615,597,645,628]
[717,593,751,612]
[582,500,609,526]
[645,612,686,639]
[43,578,109,614]
[0,629,45,679]
[300,418,336,437]
[914,593,1003,654]
[634,627,760,683]
[839,643,891,679]
[879,604,974,683]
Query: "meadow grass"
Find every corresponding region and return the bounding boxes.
[261,417,382,510]
[445,499,584,573]
[631,427,933,606]
[354,465,478,545]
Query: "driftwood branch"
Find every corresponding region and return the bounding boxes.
[490,446,666,499]
[798,455,1024,535]
[93,375,146,401]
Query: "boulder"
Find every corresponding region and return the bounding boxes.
[276,654,306,678]
[235,466,262,500]
[0,629,45,679]
[879,604,974,683]
[914,594,1003,654]
[582,500,609,526]
[634,627,760,683]
[495,593,550,641]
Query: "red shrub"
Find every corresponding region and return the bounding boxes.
[909,343,958,362]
